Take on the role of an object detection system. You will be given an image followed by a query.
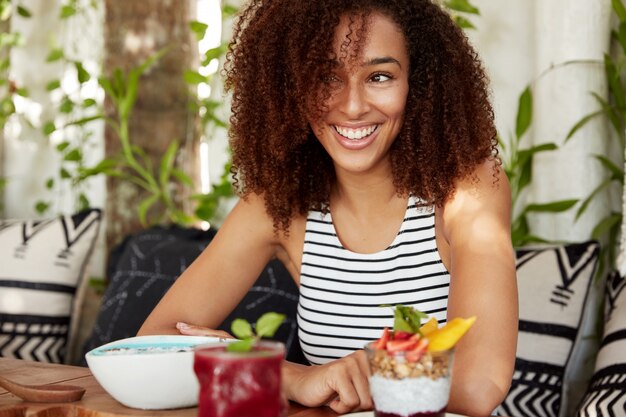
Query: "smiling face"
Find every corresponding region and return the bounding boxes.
[310,12,410,177]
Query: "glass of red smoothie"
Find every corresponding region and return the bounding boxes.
[193,341,285,417]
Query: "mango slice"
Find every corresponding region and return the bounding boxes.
[427,316,477,352]
[419,317,439,336]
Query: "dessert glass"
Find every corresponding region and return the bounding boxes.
[193,341,285,417]
[365,342,454,417]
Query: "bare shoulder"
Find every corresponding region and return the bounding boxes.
[219,193,306,273]
[441,158,512,242]
[214,193,281,252]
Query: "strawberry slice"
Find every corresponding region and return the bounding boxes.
[386,339,418,353]
[405,338,429,362]
[393,331,413,340]
[373,327,390,350]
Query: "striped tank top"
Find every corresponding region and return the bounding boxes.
[297,196,451,365]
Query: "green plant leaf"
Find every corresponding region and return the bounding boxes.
[16,87,28,97]
[202,44,228,66]
[231,318,254,339]
[46,48,64,62]
[121,48,169,120]
[78,193,90,211]
[0,2,11,21]
[64,149,82,162]
[590,92,623,143]
[16,5,31,18]
[46,80,61,91]
[60,97,74,113]
[618,21,626,55]
[575,177,613,220]
[594,154,624,180]
[605,55,626,111]
[171,168,194,186]
[83,98,97,108]
[189,21,208,41]
[98,77,117,102]
[56,141,70,152]
[591,213,621,240]
[226,338,254,353]
[60,167,71,179]
[453,16,476,30]
[256,312,286,338]
[524,199,578,214]
[64,115,103,128]
[138,193,160,226]
[613,0,626,22]
[60,4,76,18]
[43,121,56,135]
[75,62,90,83]
[515,86,532,140]
[35,201,50,214]
[159,141,179,189]
[222,4,239,17]
[444,0,480,14]
[565,109,603,142]
[183,70,208,85]
[45,178,54,189]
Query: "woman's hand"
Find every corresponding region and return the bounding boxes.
[283,350,372,414]
[175,322,234,339]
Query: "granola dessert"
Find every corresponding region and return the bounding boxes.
[365,305,476,417]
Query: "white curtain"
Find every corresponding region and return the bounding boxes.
[470,0,614,244]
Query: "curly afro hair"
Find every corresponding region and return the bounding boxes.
[224,0,498,233]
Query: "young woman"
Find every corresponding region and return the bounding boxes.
[138,0,518,415]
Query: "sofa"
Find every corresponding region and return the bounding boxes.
[1,210,625,417]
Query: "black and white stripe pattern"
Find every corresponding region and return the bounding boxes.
[297,197,450,365]
[0,209,101,363]
[577,271,626,417]
[495,241,601,417]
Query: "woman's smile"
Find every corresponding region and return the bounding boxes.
[331,124,381,150]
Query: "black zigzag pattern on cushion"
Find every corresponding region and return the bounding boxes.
[606,270,626,322]
[498,241,600,417]
[499,359,564,417]
[0,314,69,362]
[576,271,626,417]
[0,209,102,364]
[82,226,307,366]
[577,364,626,417]
[552,243,599,307]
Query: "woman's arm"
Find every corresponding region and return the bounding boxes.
[442,159,518,417]
[137,194,281,336]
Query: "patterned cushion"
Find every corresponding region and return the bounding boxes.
[497,241,601,417]
[576,270,626,417]
[82,225,307,365]
[0,209,102,364]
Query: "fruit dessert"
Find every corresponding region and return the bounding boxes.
[365,305,476,417]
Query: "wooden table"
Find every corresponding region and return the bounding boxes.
[0,358,338,417]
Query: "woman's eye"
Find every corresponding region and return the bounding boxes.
[370,73,391,83]
[322,74,340,84]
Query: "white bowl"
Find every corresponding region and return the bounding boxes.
[85,335,222,410]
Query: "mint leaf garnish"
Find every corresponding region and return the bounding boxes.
[226,312,286,353]
[231,318,254,339]
[227,338,255,352]
[393,304,428,333]
[256,312,286,338]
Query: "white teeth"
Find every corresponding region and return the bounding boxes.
[334,125,377,140]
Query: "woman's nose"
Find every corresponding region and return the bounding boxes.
[336,82,369,118]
